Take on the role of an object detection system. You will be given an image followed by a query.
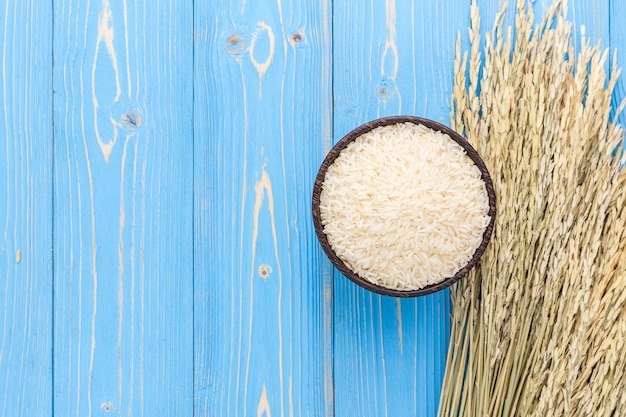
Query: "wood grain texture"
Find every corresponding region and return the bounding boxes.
[0,1,620,416]
[193,0,333,415]
[53,1,193,415]
[0,1,53,415]
[612,0,626,131]
[332,1,464,415]
[332,1,610,416]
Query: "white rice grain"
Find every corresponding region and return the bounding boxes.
[319,122,491,290]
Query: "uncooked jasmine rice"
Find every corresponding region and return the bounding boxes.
[318,122,490,290]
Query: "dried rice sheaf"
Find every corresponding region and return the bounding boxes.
[439,1,626,416]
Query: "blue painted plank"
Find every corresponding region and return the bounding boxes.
[331,0,609,414]
[567,0,609,49]
[612,0,626,130]
[0,2,615,416]
[0,1,53,415]
[332,0,466,415]
[53,1,193,415]
[193,0,333,415]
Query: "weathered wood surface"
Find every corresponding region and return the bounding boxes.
[0,1,53,415]
[331,0,460,414]
[193,0,333,415]
[0,0,620,415]
[53,1,193,415]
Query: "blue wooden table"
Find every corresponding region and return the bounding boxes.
[0,1,621,415]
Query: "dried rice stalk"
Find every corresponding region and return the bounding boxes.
[439,1,626,416]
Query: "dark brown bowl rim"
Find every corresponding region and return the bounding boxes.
[311,115,496,298]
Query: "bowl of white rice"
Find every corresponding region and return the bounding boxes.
[312,116,496,297]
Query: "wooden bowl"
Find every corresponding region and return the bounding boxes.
[311,116,496,297]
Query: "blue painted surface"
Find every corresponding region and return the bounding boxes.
[193,1,332,415]
[0,1,621,415]
[0,1,53,416]
[53,1,193,415]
